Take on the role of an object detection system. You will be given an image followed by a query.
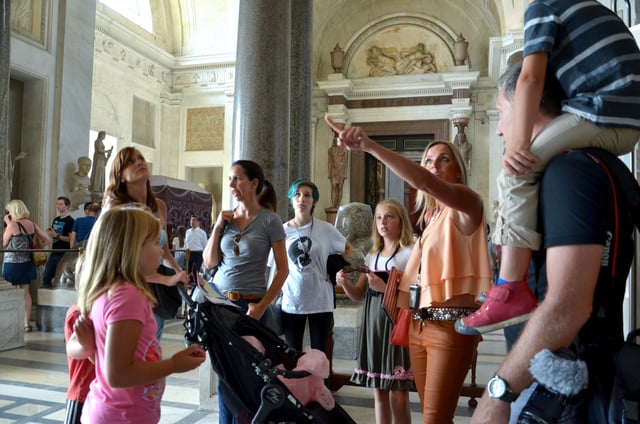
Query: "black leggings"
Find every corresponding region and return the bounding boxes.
[281,311,333,355]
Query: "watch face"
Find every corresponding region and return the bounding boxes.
[488,376,506,398]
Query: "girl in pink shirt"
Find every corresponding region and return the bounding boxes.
[67,206,205,424]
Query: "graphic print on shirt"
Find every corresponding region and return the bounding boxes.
[52,220,66,235]
[142,338,164,401]
[288,236,312,271]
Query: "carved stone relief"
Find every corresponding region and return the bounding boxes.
[367,42,438,77]
[186,107,224,151]
[10,0,46,46]
[343,16,457,79]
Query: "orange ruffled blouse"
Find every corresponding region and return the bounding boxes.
[400,207,492,309]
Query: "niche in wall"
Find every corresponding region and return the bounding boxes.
[188,166,223,227]
[132,96,155,147]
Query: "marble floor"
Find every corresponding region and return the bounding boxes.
[0,320,507,423]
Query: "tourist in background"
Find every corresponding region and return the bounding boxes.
[172,225,187,270]
[185,215,208,273]
[63,302,95,424]
[2,199,50,332]
[42,196,74,288]
[69,202,100,248]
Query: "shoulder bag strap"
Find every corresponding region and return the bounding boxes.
[15,221,34,246]
[16,221,34,249]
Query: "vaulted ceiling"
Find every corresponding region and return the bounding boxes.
[102,0,522,63]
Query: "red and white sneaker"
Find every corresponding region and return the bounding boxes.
[455,280,537,335]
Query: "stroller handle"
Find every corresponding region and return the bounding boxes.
[176,282,197,308]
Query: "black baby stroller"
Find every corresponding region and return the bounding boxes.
[178,285,356,424]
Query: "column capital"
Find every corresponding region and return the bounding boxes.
[160,91,183,106]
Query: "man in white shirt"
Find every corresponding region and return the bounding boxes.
[185,215,208,274]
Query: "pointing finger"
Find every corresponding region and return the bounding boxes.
[324,115,344,133]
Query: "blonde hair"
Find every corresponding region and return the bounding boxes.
[414,141,468,229]
[5,199,30,219]
[370,198,414,253]
[76,205,160,315]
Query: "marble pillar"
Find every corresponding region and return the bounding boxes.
[289,0,312,183]
[233,0,291,219]
[0,0,10,209]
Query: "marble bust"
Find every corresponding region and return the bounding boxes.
[70,156,92,209]
[74,156,92,191]
[334,202,373,284]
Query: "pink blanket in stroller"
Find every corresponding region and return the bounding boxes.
[242,336,335,411]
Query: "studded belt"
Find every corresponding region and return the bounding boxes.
[413,307,477,321]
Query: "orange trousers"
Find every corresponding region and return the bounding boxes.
[409,319,479,423]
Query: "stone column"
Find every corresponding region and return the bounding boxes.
[232,0,291,219]
[0,0,10,209]
[289,0,312,182]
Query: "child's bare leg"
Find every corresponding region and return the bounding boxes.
[499,246,531,282]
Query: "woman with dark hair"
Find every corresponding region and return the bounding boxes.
[278,179,351,355]
[202,160,289,424]
[103,147,188,339]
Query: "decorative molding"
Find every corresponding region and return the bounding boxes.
[488,30,524,81]
[318,68,479,100]
[318,71,479,101]
[94,11,236,90]
[160,92,184,107]
[172,64,235,89]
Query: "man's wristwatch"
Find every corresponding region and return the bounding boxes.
[487,374,519,403]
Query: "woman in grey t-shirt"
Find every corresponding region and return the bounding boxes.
[203,160,288,424]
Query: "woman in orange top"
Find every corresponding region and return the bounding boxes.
[326,116,492,423]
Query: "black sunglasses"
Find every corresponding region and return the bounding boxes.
[232,233,241,256]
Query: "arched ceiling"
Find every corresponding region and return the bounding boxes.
[107,0,523,66]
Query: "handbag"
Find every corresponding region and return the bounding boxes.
[382,267,403,324]
[16,221,48,266]
[148,264,183,319]
[390,308,411,347]
[31,236,48,266]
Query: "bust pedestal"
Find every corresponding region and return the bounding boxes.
[70,190,91,210]
[0,280,25,351]
[325,207,338,225]
[36,287,77,333]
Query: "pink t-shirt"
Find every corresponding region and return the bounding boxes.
[82,283,164,424]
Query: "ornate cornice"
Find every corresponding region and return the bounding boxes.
[94,11,236,91]
[317,71,479,101]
